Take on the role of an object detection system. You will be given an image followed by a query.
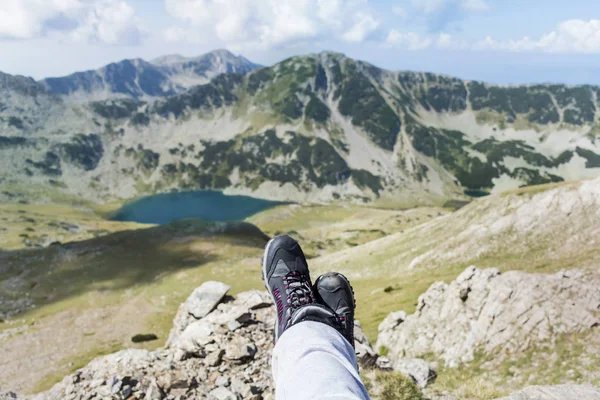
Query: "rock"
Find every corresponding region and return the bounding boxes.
[205,305,252,327]
[499,384,600,399]
[121,385,132,398]
[394,358,437,388]
[459,287,470,302]
[227,320,242,331]
[184,281,232,319]
[209,387,237,400]
[236,290,272,310]
[215,376,230,387]
[230,378,252,398]
[145,379,165,400]
[167,281,231,345]
[377,311,406,334]
[375,357,392,370]
[377,266,600,368]
[224,336,257,363]
[173,319,215,358]
[354,321,378,367]
[205,350,225,367]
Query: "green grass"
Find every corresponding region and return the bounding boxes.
[432,331,600,398]
[0,202,145,250]
[361,369,426,400]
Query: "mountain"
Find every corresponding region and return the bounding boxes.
[1,51,600,206]
[39,49,261,102]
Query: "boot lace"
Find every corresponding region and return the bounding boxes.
[282,271,315,326]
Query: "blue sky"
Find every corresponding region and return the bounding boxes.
[1,0,600,84]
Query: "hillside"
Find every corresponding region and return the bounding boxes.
[1,178,599,396]
[1,51,600,206]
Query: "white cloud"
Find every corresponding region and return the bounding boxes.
[385,30,432,50]
[0,0,82,39]
[385,19,600,54]
[342,12,379,43]
[0,0,143,45]
[70,1,142,45]
[410,0,488,13]
[163,0,379,49]
[163,0,211,24]
[477,20,600,53]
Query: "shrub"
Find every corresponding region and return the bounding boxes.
[376,370,426,400]
[131,333,158,343]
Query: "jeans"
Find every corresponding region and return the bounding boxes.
[272,321,370,400]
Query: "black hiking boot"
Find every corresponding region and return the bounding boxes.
[314,272,356,348]
[262,235,340,343]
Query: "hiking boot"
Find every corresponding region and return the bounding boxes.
[262,235,340,343]
[314,272,356,348]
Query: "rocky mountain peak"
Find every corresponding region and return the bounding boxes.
[0,72,47,96]
[37,50,261,103]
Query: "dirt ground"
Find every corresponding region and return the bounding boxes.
[0,293,157,394]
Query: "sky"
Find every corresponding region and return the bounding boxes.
[2,0,600,84]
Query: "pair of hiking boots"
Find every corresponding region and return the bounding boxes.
[262,235,355,347]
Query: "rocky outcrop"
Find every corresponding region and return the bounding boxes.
[497,384,600,399]
[377,266,600,368]
[21,287,276,400]
[166,281,232,346]
[3,277,600,399]
[9,283,385,400]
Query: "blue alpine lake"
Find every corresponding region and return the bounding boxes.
[110,191,284,225]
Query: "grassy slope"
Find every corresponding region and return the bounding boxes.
[0,218,270,392]
[0,202,444,393]
[0,203,145,250]
[309,178,600,398]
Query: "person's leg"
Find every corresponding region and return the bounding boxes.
[262,235,370,399]
[272,321,370,400]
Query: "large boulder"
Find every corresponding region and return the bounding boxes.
[167,281,231,346]
[377,266,600,368]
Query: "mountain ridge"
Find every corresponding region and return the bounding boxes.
[1,50,599,206]
[38,49,261,103]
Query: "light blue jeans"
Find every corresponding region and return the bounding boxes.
[272,321,370,400]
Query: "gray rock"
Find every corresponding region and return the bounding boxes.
[235,290,272,310]
[209,387,237,400]
[224,336,257,363]
[185,281,231,319]
[173,319,216,358]
[230,378,252,398]
[354,321,378,367]
[394,358,437,388]
[377,266,600,368]
[145,379,165,400]
[375,357,392,370]
[167,281,231,346]
[205,350,225,367]
[377,311,406,334]
[215,376,230,387]
[498,384,600,399]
